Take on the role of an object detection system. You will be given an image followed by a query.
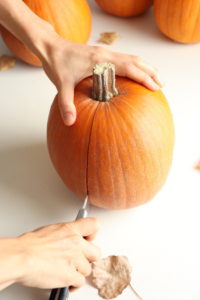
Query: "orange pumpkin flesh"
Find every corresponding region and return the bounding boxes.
[95,0,153,17]
[1,0,91,66]
[47,63,174,209]
[154,0,200,43]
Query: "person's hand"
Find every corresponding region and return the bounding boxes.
[0,0,163,127]
[17,218,100,289]
[39,34,163,126]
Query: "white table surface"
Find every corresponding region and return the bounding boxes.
[1,1,200,300]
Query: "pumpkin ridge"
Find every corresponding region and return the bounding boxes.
[166,0,171,40]
[110,98,149,205]
[85,102,100,197]
[191,3,200,40]
[106,104,122,204]
[103,105,117,203]
[110,90,173,203]
[43,2,60,33]
[107,103,136,207]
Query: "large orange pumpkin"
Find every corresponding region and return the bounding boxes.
[95,0,153,17]
[47,63,174,209]
[154,0,200,43]
[1,0,91,66]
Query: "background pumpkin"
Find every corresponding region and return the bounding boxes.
[47,63,174,209]
[1,0,91,66]
[154,0,200,43]
[95,0,153,17]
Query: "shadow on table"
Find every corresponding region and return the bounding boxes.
[0,141,82,222]
[0,142,83,299]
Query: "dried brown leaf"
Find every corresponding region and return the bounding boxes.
[195,161,200,171]
[92,255,131,299]
[97,32,121,45]
[0,54,16,71]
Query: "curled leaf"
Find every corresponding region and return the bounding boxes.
[92,255,131,299]
[195,160,200,171]
[97,32,121,45]
[0,55,16,71]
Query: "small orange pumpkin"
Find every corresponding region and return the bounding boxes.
[47,63,174,209]
[154,0,200,43]
[1,0,91,66]
[95,0,153,17]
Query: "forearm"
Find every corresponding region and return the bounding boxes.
[0,0,60,59]
[0,237,25,290]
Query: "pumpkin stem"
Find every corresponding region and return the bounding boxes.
[92,62,118,101]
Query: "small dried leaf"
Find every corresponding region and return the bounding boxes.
[0,54,16,71]
[195,161,200,171]
[97,32,121,45]
[92,255,131,299]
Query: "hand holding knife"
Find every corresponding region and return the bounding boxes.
[49,196,89,300]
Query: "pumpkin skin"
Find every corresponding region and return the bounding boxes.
[154,0,200,43]
[47,77,174,209]
[95,0,153,17]
[1,0,91,66]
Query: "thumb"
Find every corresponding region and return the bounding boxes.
[58,85,76,126]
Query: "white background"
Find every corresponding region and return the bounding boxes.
[0,1,200,299]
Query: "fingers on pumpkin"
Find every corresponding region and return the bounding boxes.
[134,58,164,87]
[58,85,76,126]
[126,64,160,91]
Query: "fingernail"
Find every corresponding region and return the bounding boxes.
[153,82,160,90]
[155,74,165,87]
[149,79,160,90]
[63,112,75,126]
